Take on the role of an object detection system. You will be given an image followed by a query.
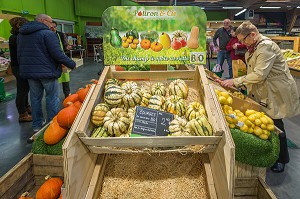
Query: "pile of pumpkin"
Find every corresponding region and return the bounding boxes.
[90,78,213,137]
[32,80,97,155]
[18,175,63,199]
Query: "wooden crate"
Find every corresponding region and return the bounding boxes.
[234,178,277,199]
[76,65,225,153]
[63,65,236,199]
[0,153,63,199]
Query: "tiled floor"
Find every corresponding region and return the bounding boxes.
[0,58,299,198]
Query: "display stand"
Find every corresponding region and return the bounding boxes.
[269,36,300,52]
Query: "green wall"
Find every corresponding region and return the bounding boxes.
[205,11,228,21]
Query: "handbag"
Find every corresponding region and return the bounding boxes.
[235,48,247,56]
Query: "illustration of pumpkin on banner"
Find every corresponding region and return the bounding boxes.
[102,6,207,66]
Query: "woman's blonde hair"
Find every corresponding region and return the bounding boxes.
[236,21,259,36]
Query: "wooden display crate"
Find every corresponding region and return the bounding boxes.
[0,153,63,199]
[63,65,236,199]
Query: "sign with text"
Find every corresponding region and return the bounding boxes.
[102,6,207,65]
[132,106,174,136]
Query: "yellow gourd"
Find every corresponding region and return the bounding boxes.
[187,26,199,49]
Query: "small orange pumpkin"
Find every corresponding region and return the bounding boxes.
[63,93,78,107]
[76,85,91,103]
[57,103,79,128]
[19,192,33,199]
[73,101,82,109]
[140,39,151,50]
[58,193,63,199]
[36,175,63,199]
[44,120,68,145]
[150,42,163,52]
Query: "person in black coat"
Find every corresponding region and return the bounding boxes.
[9,17,32,122]
[17,14,76,133]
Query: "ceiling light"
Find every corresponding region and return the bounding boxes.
[265,0,290,2]
[222,7,243,9]
[235,9,247,16]
[297,6,300,8]
[260,6,281,9]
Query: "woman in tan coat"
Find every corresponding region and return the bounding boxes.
[220,21,300,173]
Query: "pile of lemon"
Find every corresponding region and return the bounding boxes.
[215,89,275,140]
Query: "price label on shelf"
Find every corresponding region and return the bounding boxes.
[190,52,205,64]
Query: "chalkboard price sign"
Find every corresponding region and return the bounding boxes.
[132,106,174,136]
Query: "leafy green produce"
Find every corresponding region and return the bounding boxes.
[231,128,279,167]
[126,29,139,39]
[46,137,66,155]
[31,132,48,154]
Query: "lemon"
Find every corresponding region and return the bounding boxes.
[255,112,262,118]
[220,91,230,98]
[237,112,244,118]
[239,116,248,122]
[218,96,227,104]
[240,124,249,133]
[260,123,267,130]
[247,114,256,122]
[244,119,253,127]
[248,127,254,134]
[267,124,275,131]
[226,96,233,105]
[262,129,270,137]
[245,109,256,116]
[229,123,235,129]
[215,89,221,96]
[259,134,269,140]
[260,116,268,125]
[225,116,234,124]
[264,115,274,124]
[254,118,262,126]
[254,126,263,136]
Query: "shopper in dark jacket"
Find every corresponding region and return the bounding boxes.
[9,17,32,123]
[18,14,76,133]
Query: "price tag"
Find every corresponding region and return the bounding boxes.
[190,52,205,64]
[132,106,174,136]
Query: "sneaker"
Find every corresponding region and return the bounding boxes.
[33,120,47,133]
[19,112,32,123]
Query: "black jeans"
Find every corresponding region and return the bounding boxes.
[273,119,289,164]
[15,76,30,114]
[62,82,70,98]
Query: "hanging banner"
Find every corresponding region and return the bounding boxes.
[102,6,207,65]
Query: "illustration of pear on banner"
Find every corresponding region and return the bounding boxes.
[110,28,122,48]
[159,32,171,49]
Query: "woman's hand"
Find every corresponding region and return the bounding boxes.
[220,79,234,88]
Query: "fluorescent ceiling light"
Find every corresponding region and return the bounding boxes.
[297,6,300,8]
[235,9,247,16]
[223,7,243,9]
[260,6,281,9]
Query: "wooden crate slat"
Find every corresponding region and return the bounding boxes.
[235,178,257,188]
[32,154,63,167]
[34,175,64,186]
[203,154,218,199]
[234,187,257,196]
[33,165,64,176]
[0,153,33,196]
[257,177,277,199]
[78,136,221,148]
[234,196,257,199]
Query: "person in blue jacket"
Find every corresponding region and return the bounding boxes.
[17,14,76,133]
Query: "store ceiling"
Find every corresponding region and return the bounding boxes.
[132,0,300,11]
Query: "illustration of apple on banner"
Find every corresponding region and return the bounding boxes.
[102,6,207,65]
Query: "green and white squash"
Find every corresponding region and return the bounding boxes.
[91,103,110,126]
[185,102,206,121]
[164,95,186,116]
[151,82,166,96]
[169,79,189,99]
[121,81,142,108]
[169,117,194,136]
[103,108,130,137]
[140,89,152,107]
[127,106,136,122]
[91,126,109,138]
[104,85,124,107]
[105,78,120,90]
[188,115,213,136]
[148,95,165,110]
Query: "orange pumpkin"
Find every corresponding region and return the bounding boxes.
[57,104,79,128]
[63,93,78,107]
[73,101,82,109]
[115,65,125,71]
[19,192,33,199]
[150,42,163,52]
[44,120,68,145]
[58,193,62,199]
[76,85,91,103]
[140,39,151,50]
[36,175,63,199]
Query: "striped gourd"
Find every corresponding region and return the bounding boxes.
[188,115,213,136]
[91,126,109,138]
[104,85,124,107]
[127,106,136,122]
[164,95,186,116]
[140,89,152,107]
[103,108,130,137]
[169,117,194,136]
[185,102,206,121]
[169,79,189,99]
[148,95,165,110]
[121,81,142,108]
[105,78,120,90]
[91,103,110,126]
[151,82,166,96]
